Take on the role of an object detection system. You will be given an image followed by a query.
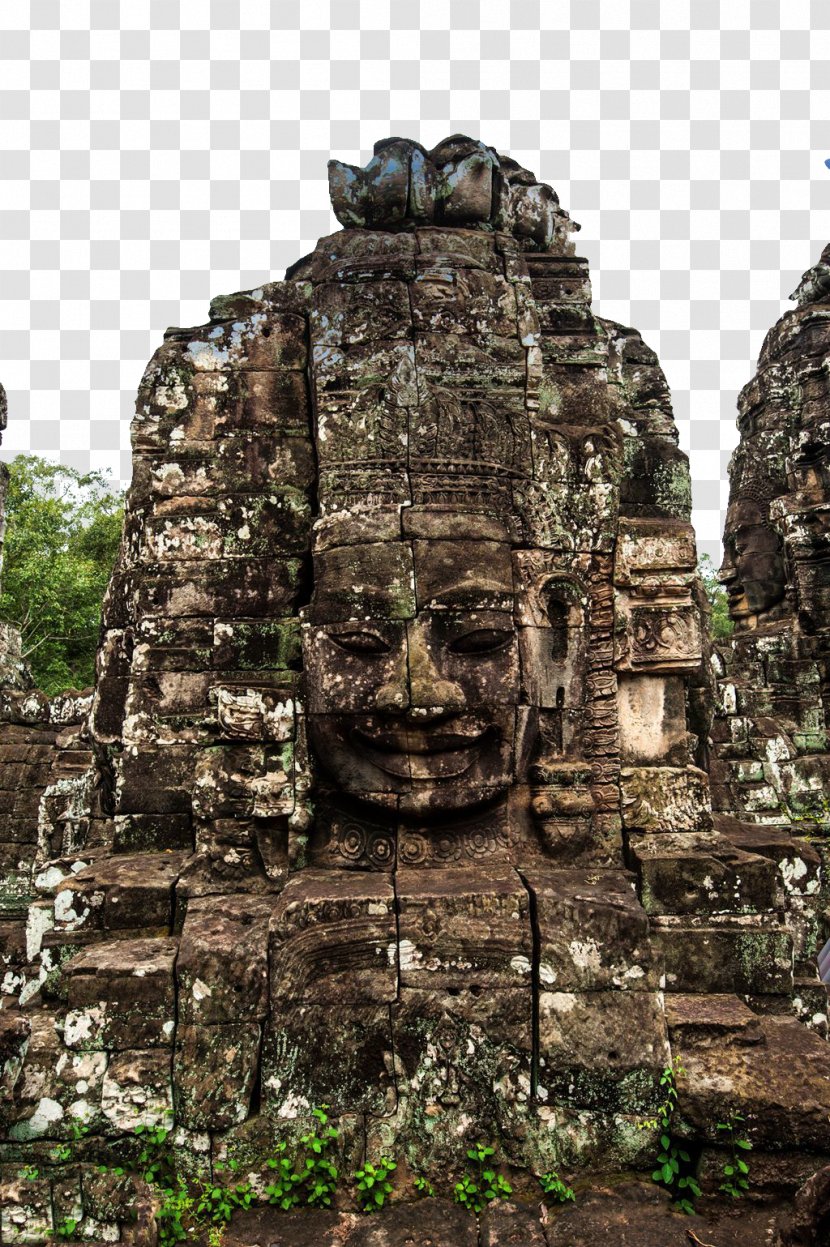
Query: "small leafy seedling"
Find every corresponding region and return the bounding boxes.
[642,1056,701,1215]
[716,1113,752,1199]
[299,1104,340,1208]
[413,1174,434,1198]
[51,1117,90,1164]
[195,1159,254,1225]
[54,1216,78,1240]
[135,1114,176,1188]
[155,1175,195,1247]
[454,1142,512,1215]
[265,1141,303,1210]
[539,1170,575,1204]
[354,1156,397,1213]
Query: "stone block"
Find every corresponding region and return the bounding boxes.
[270,871,397,1004]
[480,1202,547,1247]
[262,1002,394,1118]
[664,992,764,1049]
[177,896,271,1024]
[652,914,793,994]
[396,867,533,991]
[63,937,177,1049]
[137,555,304,618]
[410,268,519,338]
[614,600,702,674]
[148,362,308,437]
[523,868,662,991]
[100,1049,174,1131]
[191,743,296,819]
[620,765,712,834]
[115,745,200,814]
[112,812,193,853]
[8,1013,108,1140]
[309,542,416,623]
[678,1014,830,1151]
[617,674,689,766]
[131,615,214,672]
[0,1176,53,1244]
[349,1199,479,1246]
[537,989,669,1113]
[415,331,525,388]
[174,1022,261,1130]
[213,617,302,672]
[614,518,698,581]
[53,853,187,935]
[392,986,533,1156]
[184,311,307,372]
[312,279,412,345]
[629,831,778,916]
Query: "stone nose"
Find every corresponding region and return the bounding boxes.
[406,628,465,717]
[374,647,410,713]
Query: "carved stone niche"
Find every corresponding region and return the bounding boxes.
[613,517,702,675]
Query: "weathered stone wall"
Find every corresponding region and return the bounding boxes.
[2,140,830,1242]
[710,243,830,1017]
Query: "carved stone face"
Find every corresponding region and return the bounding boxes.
[303,524,536,820]
[719,497,786,620]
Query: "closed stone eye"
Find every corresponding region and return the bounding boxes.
[329,630,391,655]
[447,629,514,655]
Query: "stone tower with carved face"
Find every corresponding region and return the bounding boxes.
[710,243,830,1027]
[3,141,830,1239]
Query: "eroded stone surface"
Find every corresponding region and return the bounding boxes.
[1,141,829,1240]
[711,245,830,1012]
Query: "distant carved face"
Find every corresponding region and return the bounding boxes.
[719,498,786,620]
[303,527,536,820]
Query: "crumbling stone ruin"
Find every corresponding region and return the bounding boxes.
[1,137,829,1244]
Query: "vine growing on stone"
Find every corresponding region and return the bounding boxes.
[716,1112,752,1198]
[643,1055,701,1216]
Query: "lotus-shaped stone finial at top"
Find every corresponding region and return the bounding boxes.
[328,134,579,252]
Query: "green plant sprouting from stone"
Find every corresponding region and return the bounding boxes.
[353,1156,397,1213]
[263,1103,342,1211]
[51,1117,90,1164]
[16,1083,756,1238]
[642,1055,701,1215]
[716,1112,752,1198]
[134,1114,252,1245]
[453,1142,513,1214]
[264,1141,304,1210]
[195,1159,255,1225]
[539,1170,576,1204]
[298,1104,340,1208]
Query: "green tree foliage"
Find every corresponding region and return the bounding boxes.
[698,553,734,642]
[0,454,123,694]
